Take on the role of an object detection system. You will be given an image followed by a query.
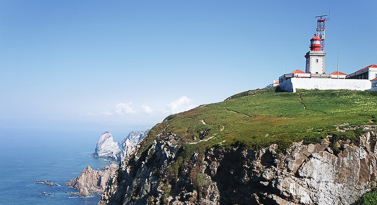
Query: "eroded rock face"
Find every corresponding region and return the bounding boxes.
[65,164,118,196]
[99,130,377,205]
[92,132,121,161]
[93,131,148,161]
[119,130,149,159]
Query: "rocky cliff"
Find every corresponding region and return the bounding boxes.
[99,126,377,205]
[66,164,119,196]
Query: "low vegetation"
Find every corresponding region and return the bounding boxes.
[353,190,377,205]
[140,87,377,160]
[135,87,377,202]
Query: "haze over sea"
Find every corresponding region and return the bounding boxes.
[0,128,129,205]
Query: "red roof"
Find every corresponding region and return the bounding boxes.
[273,81,280,85]
[290,69,307,74]
[358,64,377,72]
[371,78,377,81]
[330,71,347,75]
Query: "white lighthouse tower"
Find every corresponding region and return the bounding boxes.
[305,33,326,74]
[305,15,327,75]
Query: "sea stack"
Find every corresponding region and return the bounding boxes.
[92,132,121,161]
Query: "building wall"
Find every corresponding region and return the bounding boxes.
[369,70,377,80]
[305,51,326,74]
[310,56,325,74]
[346,68,377,80]
[280,78,371,93]
[372,80,377,91]
[330,74,346,79]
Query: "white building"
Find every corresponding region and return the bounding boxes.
[347,65,377,91]
[268,17,376,92]
[346,64,377,80]
[277,34,373,92]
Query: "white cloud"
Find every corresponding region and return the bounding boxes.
[168,96,195,114]
[142,105,153,113]
[102,111,113,116]
[115,102,135,115]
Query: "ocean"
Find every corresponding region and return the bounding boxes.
[0,128,124,205]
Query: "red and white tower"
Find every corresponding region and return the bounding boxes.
[305,16,327,75]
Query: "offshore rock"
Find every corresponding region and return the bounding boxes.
[99,131,377,205]
[92,132,121,161]
[119,130,149,159]
[65,164,118,196]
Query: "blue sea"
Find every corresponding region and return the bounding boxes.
[0,128,125,205]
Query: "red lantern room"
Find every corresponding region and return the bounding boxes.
[310,34,322,51]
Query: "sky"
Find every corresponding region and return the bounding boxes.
[0,0,376,136]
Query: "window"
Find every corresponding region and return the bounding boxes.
[316,59,319,63]
[375,74,377,78]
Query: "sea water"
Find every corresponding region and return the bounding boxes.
[0,128,123,205]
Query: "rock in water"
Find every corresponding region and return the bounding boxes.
[118,130,149,159]
[92,132,121,161]
[65,164,118,195]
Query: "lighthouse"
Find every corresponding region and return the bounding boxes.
[277,15,375,93]
[305,16,327,75]
[305,33,326,74]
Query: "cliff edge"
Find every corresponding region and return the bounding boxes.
[99,128,377,205]
[98,88,377,204]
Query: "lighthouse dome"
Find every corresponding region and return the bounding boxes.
[310,34,321,51]
[310,33,321,42]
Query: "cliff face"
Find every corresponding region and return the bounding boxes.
[99,128,377,205]
[119,130,149,160]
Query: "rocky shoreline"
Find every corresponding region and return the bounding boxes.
[63,130,148,197]
[35,130,148,198]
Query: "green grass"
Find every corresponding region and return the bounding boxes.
[353,190,377,205]
[139,87,377,159]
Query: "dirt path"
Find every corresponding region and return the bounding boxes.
[189,133,217,145]
[226,108,253,118]
[298,93,306,109]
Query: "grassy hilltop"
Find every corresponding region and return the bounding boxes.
[140,87,377,159]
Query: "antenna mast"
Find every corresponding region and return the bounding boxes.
[315,15,328,51]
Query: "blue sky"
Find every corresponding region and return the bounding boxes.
[1,0,376,136]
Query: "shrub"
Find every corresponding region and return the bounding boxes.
[161,184,171,204]
[353,190,377,205]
